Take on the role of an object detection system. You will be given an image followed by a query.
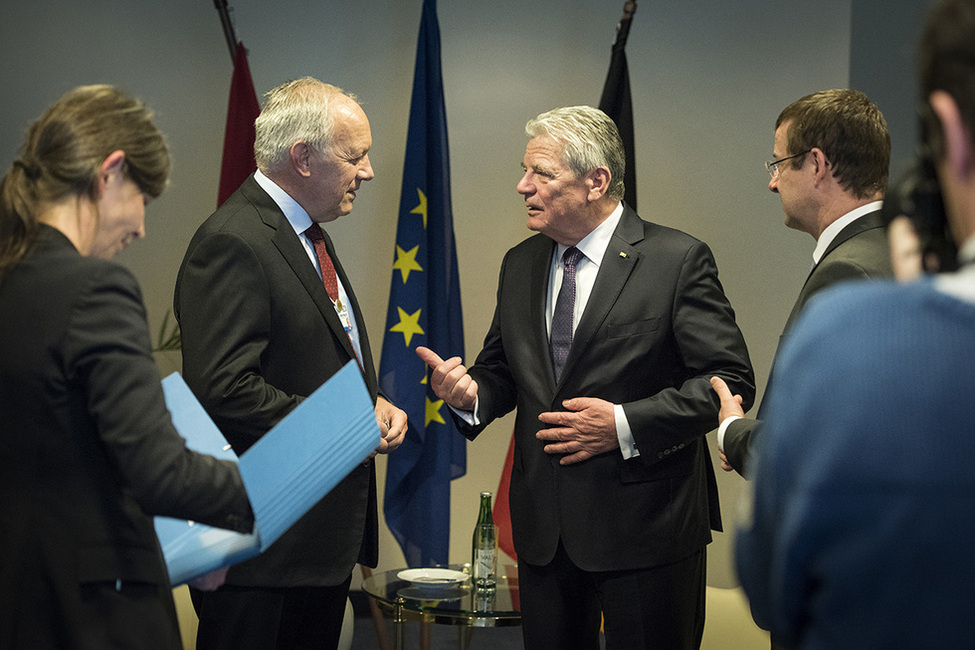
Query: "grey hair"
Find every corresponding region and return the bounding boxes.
[525,105,625,200]
[254,77,358,173]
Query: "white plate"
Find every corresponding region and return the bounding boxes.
[397,568,469,589]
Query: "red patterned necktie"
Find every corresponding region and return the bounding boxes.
[305,224,339,302]
[305,224,363,370]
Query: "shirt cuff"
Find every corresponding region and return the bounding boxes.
[615,404,640,459]
[448,395,480,427]
[717,415,743,451]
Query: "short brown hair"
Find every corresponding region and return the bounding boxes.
[776,89,890,199]
[0,85,169,275]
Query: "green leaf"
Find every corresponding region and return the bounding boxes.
[154,309,182,352]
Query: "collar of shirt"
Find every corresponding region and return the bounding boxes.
[812,200,884,265]
[553,201,625,270]
[254,169,330,277]
[546,201,624,334]
[253,169,314,236]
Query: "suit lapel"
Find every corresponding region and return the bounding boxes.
[247,179,362,368]
[530,239,558,388]
[786,209,885,330]
[323,230,378,384]
[819,209,885,261]
[799,209,885,285]
[557,207,643,388]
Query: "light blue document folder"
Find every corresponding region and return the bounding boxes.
[154,361,379,586]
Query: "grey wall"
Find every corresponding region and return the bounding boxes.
[851,0,933,179]
[0,0,924,589]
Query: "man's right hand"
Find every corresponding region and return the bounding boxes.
[415,346,478,412]
[710,376,745,472]
[710,376,745,423]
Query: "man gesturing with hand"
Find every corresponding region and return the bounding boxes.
[416,106,753,650]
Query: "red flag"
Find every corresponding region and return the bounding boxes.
[217,41,260,207]
[493,432,517,561]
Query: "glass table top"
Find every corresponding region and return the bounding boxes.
[361,566,521,627]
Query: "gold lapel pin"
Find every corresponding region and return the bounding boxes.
[619,251,628,258]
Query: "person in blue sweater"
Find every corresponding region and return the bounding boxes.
[733,0,975,647]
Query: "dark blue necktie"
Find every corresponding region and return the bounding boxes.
[550,247,583,381]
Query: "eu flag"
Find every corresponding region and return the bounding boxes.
[380,0,466,568]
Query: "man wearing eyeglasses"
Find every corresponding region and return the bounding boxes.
[736,2,975,645]
[711,89,893,479]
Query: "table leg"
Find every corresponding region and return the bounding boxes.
[420,619,431,650]
[359,565,393,650]
[392,600,406,650]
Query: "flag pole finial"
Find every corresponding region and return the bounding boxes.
[213,0,239,61]
[613,1,637,47]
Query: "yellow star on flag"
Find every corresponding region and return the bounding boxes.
[389,306,424,346]
[425,396,446,426]
[410,188,428,228]
[392,244,423,284]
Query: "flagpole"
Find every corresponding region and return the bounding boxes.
[214,0,239,60]
[613,0,637,47]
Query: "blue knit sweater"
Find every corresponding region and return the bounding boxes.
[736,277,975,649]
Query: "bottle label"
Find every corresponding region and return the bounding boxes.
[474,548,496,586]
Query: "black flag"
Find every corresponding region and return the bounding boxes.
[599,0,637,211]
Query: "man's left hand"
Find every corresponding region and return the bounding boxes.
[536,397,619,465]
[374,396,407,455]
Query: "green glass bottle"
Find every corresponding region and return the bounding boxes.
[471,491,497,588]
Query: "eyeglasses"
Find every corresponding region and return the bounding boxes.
[765,150,811,178]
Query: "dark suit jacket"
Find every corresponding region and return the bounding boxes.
[174,175,379,588]
[723,209,892,477]
[0,226,253,650]
[459,205,755,571]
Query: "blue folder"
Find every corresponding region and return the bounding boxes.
[154,361,379,586]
